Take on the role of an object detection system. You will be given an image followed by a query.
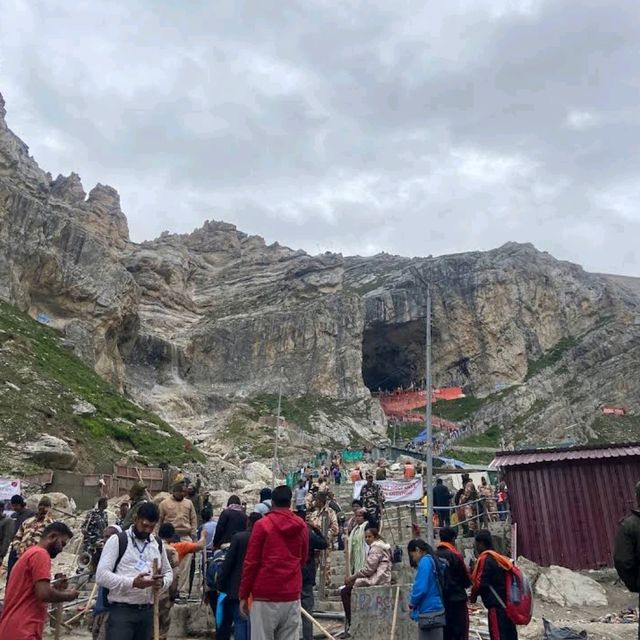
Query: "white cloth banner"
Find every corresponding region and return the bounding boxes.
[0,478,21,501]
[353,476,424,503]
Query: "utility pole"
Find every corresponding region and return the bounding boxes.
[272,367,284,487]
[425,286,434,545]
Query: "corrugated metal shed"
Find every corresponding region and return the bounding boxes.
[492,443,640,467]
[492,443,640,569]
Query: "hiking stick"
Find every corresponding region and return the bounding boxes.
[300,606,338,640]
[389,585,400,640]
[135,466,153,500]
[153,559,160,640]
[344,535,350,582]
[63,581,98,626]
[53,603,63,640]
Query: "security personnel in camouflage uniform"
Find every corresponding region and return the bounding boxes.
[306,492,339,588]
[81,496,109,556]
[12,496,54,558]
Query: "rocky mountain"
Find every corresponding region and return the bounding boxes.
[1,90,640,464]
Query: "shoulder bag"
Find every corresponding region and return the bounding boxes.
[418,555,446,630]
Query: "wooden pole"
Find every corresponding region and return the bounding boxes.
[153,559,160,640]
[54,603,63,640]
[344,532,350,582]
[63,581,98,626]
[135,466,153,500]
[300,606,338,640]
[389,585,401,640]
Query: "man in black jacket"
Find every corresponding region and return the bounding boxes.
[433,479,452,527]
[437,527,471,640]
[217,512,262,640]
[6,494,34,579]
[614,480,640,637]
[213,495,249,549]
[301,520,328,640]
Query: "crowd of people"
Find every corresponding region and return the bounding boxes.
[431,475,509,535]
[0,462,522,640]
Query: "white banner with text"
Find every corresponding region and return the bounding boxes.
[353,476,423,503]
[0,478,21,501]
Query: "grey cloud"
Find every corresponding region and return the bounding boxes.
[1,0,639,275]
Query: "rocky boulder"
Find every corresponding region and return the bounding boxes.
[243,461,272,485]
[516,556,542,587]
[153,491,171,506]
[72,400,97,416]
[208,490,232,511]
[534,565,608,607]
[25,435,77,470]
[27,492,73,514]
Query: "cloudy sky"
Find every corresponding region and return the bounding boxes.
[1,0,639,275]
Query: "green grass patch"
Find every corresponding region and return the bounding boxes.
[0,301,203,471]
[511,399,546,430]
[454,424,500,448]
[442,448,494,465]
[248,393,357,431]
[589,414,640,443]
[525,336,579,380]
[432,395,491,421]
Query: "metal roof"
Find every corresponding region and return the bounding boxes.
[490,442,640,467]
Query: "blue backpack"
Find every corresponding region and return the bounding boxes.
[206,548,227,591]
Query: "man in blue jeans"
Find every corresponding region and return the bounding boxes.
[216,512,262,640]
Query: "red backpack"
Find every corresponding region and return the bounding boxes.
[490,562,533,625]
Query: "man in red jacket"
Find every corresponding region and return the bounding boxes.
[239,485,309,640]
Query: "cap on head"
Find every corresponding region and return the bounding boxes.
[130,481,147,499]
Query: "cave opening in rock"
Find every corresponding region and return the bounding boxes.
[362,320,427,392]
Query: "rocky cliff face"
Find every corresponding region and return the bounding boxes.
[1,90,640,455]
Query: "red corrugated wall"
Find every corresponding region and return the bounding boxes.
[505,457,640,569]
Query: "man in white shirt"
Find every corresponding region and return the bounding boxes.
[96,502,173,640]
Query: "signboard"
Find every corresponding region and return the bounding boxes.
[0,478,21,501]
[353,476,424,503]
[342,450,364,462]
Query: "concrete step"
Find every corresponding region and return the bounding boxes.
[313,599,345,613]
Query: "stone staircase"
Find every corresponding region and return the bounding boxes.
[313,480,417,618]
